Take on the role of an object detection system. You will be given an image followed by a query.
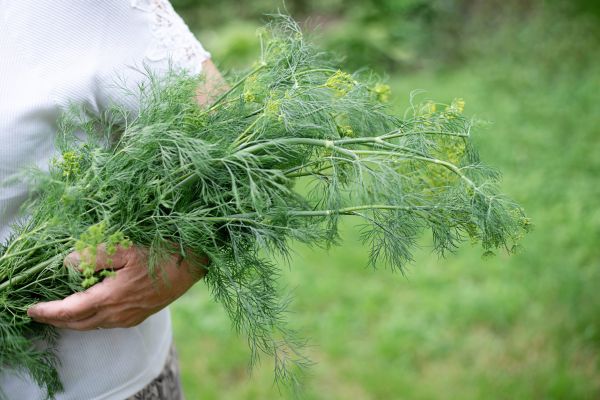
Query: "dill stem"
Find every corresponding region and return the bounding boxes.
[2,222,49,255]
[381,130,470,139]
[288,205,437,216]
[232,116,264,148]
[285,166,333,178]
[0,254,64,291]
[294,68,338,77]
[189,205,437,223]
[352,149,480,192]
[0,238,71,264]
[241,136,481,194]
[239,138,360,160]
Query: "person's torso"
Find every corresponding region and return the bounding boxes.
[0,2,190,398]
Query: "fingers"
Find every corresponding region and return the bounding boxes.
[30,244,201,331]
[26,268,152,331]
[32,311,104,331]
[50,308,153,331]
[64,243,132,272]
[29,305,145,331]
[28,298,155,331]
[29,246,125,328]
[38,310,118,331]
[27,290,100,323]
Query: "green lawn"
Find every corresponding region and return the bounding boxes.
[171,14,600,399]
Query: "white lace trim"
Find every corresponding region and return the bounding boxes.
[131,0,211,74]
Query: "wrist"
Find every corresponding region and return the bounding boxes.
[178,251,208,282]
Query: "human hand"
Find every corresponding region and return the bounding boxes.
[27,244,207,330]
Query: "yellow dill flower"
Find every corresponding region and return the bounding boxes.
[455,98,465,113]
[334,113,355,137]
[264,98,282,120]
[75,222,131,288]
[423,101,436,114]
[243,74,267,104]
[325,70,356,97]
[373,83,391,103]
[444,98,465,118]
[53,150,82,179]
[266,39,289,63]
[243,91,257,103]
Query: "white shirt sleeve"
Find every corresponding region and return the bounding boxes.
[21,0,212,114]
[130,0,212,73]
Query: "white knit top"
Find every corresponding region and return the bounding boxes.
[0,1,211,399]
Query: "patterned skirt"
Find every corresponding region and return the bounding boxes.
[126,344,184,400]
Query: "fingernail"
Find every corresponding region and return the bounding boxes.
[27,306,38,318]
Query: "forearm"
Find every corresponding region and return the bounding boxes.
[196,59,228,106]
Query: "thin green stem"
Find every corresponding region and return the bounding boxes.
[286,165,333,178]
[190,205,438,223]
[294,68,338,78]
[240,138,359,160]
[242,136,480,194]
[381,130,470,140]
[2,222,50,256]
[0,238,71,264]
[232,116,264,148]
[289,205,438,216]
[0,254,65,291]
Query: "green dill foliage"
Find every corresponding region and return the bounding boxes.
[0,17,529,398]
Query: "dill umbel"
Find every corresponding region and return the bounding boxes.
[0,17,529,398]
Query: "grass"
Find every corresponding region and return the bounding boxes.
[171,11,600,400]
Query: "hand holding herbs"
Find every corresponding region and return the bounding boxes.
[26,242,207,330]
[0,18,528,398]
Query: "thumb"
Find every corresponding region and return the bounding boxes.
[64,243,130,272]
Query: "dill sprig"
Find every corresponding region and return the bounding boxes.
[0,17,529,398]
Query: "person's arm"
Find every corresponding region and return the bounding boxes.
[28,59,225,330]
[196,59,228,105]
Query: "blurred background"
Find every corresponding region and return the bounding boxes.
[169,1,600,398]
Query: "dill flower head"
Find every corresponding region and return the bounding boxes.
[74,222,132,288]
[425,101,437,114]
[372,83,392,103]
[243,74,268,103]
[325,70,357,97]
[265,38,290,64]
[264,97,283,121]
[454,98,466,113]
[444,98,466,119]
[52,150,82,179]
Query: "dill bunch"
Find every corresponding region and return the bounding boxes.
[0,17,529,398]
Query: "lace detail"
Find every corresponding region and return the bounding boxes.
[131,0,210,73]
